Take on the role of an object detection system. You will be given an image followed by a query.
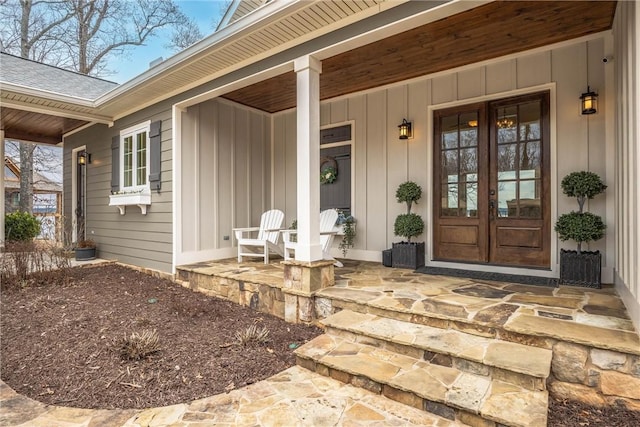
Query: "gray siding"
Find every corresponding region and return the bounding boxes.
[64,110,173,272]
[176,99,271,264]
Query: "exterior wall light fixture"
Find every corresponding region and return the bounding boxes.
[398,119,412,140]
[77,151,91,165]
[580,86,598,115]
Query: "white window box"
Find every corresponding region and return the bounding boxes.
[109,191,151,215]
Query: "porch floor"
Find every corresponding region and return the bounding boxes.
[178,258,640,355]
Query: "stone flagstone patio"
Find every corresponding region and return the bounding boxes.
[0,367,465,426]
[177,258,640,423]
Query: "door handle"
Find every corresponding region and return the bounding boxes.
[489,199,496,219]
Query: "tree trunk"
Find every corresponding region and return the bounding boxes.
[18,142,34,213]
[20,0,32,57]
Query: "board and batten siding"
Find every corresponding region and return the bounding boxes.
[613,2,640,331]
[64,110,173,272]
[176,98,271,265]
[272,37,613,280]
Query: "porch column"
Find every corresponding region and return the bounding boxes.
[1,130,4,246]
[294,55,322,262]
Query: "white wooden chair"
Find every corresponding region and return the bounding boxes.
[282,209,342,266]
[233,209,285,264]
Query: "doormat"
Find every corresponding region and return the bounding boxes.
[415,266,558,288]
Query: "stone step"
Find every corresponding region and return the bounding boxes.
[315,285,640,356]
[295,334,548,427]
[321,310,552,391]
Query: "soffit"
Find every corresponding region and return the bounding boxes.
[96,0,387,118]
[1,106,86,145]
[223,0,617,113]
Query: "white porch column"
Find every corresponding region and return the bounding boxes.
[294,55,322,262]
[1,130,4,246]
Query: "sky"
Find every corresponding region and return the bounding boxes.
[109,1,227,84]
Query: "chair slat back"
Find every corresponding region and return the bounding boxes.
[319,209,339,251]
[257,209,285,244]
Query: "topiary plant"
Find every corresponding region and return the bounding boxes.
[4,211,41,242]
[394,213,424,242]
[560,171,607,212]
[555,171,606,253]
[395,181,422,213]
[394,181,424,242]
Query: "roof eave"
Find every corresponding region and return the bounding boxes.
[96,0,313,105]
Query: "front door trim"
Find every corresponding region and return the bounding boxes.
[425,83,558,275]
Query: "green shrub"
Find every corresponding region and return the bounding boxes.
[396,181,422,213]
[4,211,40,242]
[555,212,606,253]
[561,171,607,212]
[556,171,607,253]
[394,213,424,242]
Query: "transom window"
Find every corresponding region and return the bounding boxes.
[120,122,150,190]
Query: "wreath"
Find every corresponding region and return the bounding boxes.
[320,156,338,184]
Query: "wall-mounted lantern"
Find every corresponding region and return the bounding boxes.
[398,119,412,140]
[580,86,598,115]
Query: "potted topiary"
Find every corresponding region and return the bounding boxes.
[555,171,607,288]
[391,181,425,269]
[75,239,97,261]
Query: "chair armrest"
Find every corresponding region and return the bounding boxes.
[233,227,260,239]
[280,229,297,243]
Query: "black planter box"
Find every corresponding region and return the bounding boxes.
[75,247,96,261]
[392,242,425,270]
[382,249,392,267]
[559,249,601,288]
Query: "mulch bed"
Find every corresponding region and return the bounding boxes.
[1,264,321,409]
[1,264,639,426]
[548,396,640,427]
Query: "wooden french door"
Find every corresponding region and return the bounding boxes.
[433,91,550,268]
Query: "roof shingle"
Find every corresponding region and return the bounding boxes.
[0,52,118,100]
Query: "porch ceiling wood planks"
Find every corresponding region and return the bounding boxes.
[0,107,86,145]
[222,1,617,113]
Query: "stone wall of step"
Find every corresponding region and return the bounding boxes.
[296,310,551,427]
[175,264,331,324]
[549,343,640,410]
[313,288,640,413]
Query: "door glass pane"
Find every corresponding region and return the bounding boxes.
[460,112,478,147]
[441,115,459,149]
[497,105,517,143]
[497,143,516,180]
[441,184,458,216]
[519,101,541,140]
[460,148,477,176]
[465,182,478,217]
[441,150,458,181]
[519,180,541,218]
[497,181,517,217]
[520,140,540,177]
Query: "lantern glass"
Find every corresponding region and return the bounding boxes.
[580,88,598,115]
